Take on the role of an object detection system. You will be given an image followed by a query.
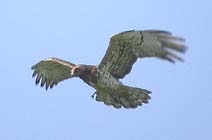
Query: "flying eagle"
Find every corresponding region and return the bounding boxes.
[31,30,187,109]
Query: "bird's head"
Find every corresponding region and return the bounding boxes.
[71,65,86,77]
[71,65,97,77]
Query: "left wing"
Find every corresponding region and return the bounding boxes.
[31,57,76,90]
[98,30,187,79]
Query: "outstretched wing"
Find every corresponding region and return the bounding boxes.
[98,30,187,79]
[31,57,76,90]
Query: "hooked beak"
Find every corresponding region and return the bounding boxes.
[71,66,81,76]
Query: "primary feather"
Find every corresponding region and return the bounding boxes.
[31,57,76,90]
[98,30,187,79]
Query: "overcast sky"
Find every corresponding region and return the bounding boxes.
[0,0,211,140]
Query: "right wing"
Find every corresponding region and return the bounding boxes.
[98,30,187,79]
[31,57,76,90]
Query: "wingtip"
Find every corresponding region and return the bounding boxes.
[182,45,188,53]
[45,84,49,90]
[35,79,40,85]
[31,65,35,70]
[32,71,36,78]
[146,89,152,94]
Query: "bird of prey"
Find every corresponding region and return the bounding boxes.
[31,30,187,109]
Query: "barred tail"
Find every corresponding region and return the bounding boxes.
[95,85,151,109]
[119,85,151,108]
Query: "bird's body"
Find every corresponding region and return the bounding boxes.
[32,30,187,109]
[78,65,97,88]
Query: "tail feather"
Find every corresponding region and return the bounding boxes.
[95,85,151,109]
[95,91,122,108]
[121,86,151,108]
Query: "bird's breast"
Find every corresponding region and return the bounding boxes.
[96,69,121,91]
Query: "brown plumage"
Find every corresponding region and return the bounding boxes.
[31,30,187,109]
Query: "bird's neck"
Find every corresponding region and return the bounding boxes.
[79,65,97,88]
